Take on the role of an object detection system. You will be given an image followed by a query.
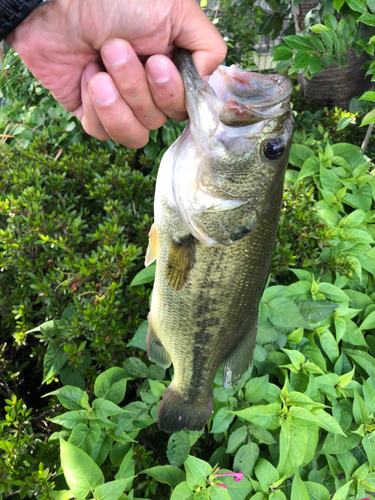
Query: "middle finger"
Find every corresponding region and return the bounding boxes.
[101,38,167,131]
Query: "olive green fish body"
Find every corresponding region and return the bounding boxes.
[145,49,294,432]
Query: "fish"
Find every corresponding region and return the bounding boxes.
[144,49,294,433]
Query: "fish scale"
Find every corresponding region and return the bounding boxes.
[145,49,294,432]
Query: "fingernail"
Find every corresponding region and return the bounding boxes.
[102,39,130,67]
[90,74,118,106]
[147,57,171,84]
[85,63,100,84]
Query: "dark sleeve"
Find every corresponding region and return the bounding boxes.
[0,0,43,40]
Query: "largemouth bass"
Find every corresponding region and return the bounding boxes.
[145,49,294,433]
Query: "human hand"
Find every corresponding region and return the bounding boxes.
[6,0,227,148]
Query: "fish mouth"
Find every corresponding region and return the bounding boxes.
[208,66,293,126]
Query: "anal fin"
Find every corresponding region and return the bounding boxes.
[223,318,258,388]
[146,320,171,368]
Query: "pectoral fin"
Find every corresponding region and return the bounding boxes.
[223,318,258,388]
[145,223,158,267]
[166,235,196,291]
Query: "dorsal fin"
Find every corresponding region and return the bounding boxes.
[145,223,158,267]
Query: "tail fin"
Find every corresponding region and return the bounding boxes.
[158,386,213,433]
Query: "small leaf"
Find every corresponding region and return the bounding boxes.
[167,432,191,468]
[185,455,212,490]
[93,479,130,500]
[129,265,156,286]
[291,470,309,500]
[142,465,185,488]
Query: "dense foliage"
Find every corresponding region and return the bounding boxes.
[1,14,375,500]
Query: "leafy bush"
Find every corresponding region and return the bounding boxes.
[3,38,375,500]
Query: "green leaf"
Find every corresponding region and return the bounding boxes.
[114,446,135,492]
[310,24,330,34]
[320,330,339,363]
[363,432,375,470]
[44,386,87,410]
[233,442,259,478]
[43,343,66,383]
[93,479,130,500]
[361,109,375,127]
[254,458,279,492]
[359,90,375,102]
[304,481,330,500]
[272,45,293,62]
[289,144,314,168]
[49,410,88,429]
[233,404,281,430]
[283,35,315,50]
[345,348,375,377]
[298,156,320,182]
[281,349,305,369]
[346,0,367,12]
[124,357,148,378]
[213,471,253,500]
[364,380,375,414]
[331,480,353,500]
[92,398,126,417]
[94,367,128,404]
[291,470,309,500]
[128,320,147,351]
[245,375,269,403]
[60,437,104,498]
[129,265,156,286]
[268,297,309,329]
[167,432,191,468]
[170,481,194,500]
[294,51,313,71]
[185,455,212,490]
[211,407,235,434]
[142,465,185,488]
[69,423,101,456]
[226,426,248,454]
[311,409,345,435]
[278,420,308,478]
[208,484,231,500]
[360,310,375,331]
[353,390,371,424]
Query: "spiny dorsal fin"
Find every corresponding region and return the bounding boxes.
[166,235,196,291]
[145,223,158,267]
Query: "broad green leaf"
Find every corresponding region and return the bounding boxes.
[245,375,269,403]
[336,452,359,480]
[360,310,375,331]
[254,458,279,492]
[301,426,319,467]
[363,433,375,470]
[129,264,156,286]
[278,420,308,478]
[213,470,253,500]
[363,379,375,414]
[288,144,314,168]
[353,390,371,424]
[270,492,287,500]
[91,434,113,467]
[49,491,74,500]
[298,156,320,180]
[281,349,305,369]
[226,426,248,454]
[361,108,375,127]
[248,425,276,445]
[208,484,231,500]
[283,35,315,50]
[211,407,235,434]
[185,455,212,490]
[304,481,330,500]
[128,320,147,351]
[142,465,185,488]
[93,479,130,500]
[359,90,375,102]
[170,481,194,500]
[233,442,259,478]
[331,480,352,500]
[233,403,281,430]
[312,409,345,435]
[289,406,322,427]
[69,423,101,456]
[345,349,375,377]
[268,297,309,329]
[43,343,66,383]
[320,330,339,363]
[167,432,191,468]
[148,379,166,398]
[272,45,293,62]
[60,437,104,498]
[94,367,128,404]
[291,470,309,500]
[49,410,88,429]
[346,0,367,12]
[115,447,135,492]
[124,357,148,378]
[92,398,125,417]
[44,386,87,410]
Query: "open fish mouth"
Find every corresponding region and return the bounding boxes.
[209,66,293,126]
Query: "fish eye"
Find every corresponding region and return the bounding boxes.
[264,138,284,161]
